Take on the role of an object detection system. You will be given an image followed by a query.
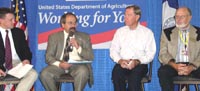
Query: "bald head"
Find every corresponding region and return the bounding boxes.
[176,7,192,16]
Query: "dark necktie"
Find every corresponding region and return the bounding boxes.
[63,37,70,62]
[5,30,13,70]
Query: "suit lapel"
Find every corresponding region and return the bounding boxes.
[188,26,198,62]
[171,28,179,56]
[0,32,5,60]
[57,31,65,58]
[74,32,83,46]
[0,32,4,48]
[11,28,22,57]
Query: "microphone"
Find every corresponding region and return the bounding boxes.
[68,27,75,37]
[67,28,75,52]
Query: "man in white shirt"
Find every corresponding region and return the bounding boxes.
[110,5,156,91]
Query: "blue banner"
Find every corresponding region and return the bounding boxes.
[37,0,148,49]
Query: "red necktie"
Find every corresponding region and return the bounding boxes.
[5,30,12,70]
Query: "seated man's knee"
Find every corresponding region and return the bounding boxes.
[30,69,38,80]
[75,65,89,77]
[40,69,52,79]
[158,65,173,77]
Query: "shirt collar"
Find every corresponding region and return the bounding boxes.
[0,27,11,35]
[180,25,190,32]
[63,30,70,39]
[128,23,141,31]
[135,23,141,30]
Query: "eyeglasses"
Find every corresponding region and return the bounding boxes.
[66,21,77,25]
[174,15,190,19]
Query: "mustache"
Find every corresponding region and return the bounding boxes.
[69,27,76,37]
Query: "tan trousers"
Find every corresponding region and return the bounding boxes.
[7,61,37,91]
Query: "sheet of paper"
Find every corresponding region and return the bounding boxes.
[8,63,33,79]
[68,59,92,64]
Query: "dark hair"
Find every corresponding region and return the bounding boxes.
[126,5,141,19]
[0,7,14,19]
[60,12,77,27]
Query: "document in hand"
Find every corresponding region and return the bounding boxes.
[8,63,33,79]
[68,59,92,64]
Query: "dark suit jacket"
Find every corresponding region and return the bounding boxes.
[159,25,200,67]
[0,28,32,71]
[45,30,94,86]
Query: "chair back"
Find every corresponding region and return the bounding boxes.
[141,61,153,83]
[140,61,153,91]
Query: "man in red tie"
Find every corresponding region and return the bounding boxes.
[0,7,38,91]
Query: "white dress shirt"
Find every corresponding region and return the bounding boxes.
[110,23,156,64]
[176,29,189,63]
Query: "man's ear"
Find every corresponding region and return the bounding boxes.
[61,23,64,28]
[0,18,2,23]
[136,15,140,21]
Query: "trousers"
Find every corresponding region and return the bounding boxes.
[40,64,89,91]
[158,65,200,91]
[112,64,148,91]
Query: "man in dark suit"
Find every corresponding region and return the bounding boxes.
[0,7,38,91]
[158,7,200,91]
[40,12,94,91]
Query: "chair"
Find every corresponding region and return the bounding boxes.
[140,61,153,91]
[56,62,153,91]
[173,76,200,91]
[0,75,20,90]
[55,73,74,91]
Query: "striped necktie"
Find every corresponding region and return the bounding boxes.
[63,36,70,62]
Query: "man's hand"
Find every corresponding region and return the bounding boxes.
[176,63,186,75]
[179,65,194,75]
[22,59,30,65]
[127,59,140,70]
[175,63,193,76]
[59,61,72,70]
[118,59,129,69]
[70,38,79,49]
[183,65,194,75]
[0,69,6,77]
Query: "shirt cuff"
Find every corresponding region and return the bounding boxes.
[114,57,121,63]
[52,61,60,67]
[77,46,82,53]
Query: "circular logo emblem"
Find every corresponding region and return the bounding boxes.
[163,17,175,29]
